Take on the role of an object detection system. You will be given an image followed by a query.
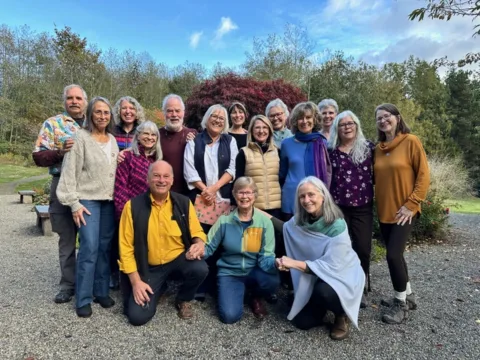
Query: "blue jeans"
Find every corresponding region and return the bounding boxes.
[76,200,115,308]
[217,267,279,324]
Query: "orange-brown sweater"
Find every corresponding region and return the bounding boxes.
[374,133,430,224]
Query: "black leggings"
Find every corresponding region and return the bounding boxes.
[292,278,344,330]
[340,204,373,290]
[379,220,415,292]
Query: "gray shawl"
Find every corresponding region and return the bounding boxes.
[284,218,365,328]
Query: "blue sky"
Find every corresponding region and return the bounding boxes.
[1,0,478,70]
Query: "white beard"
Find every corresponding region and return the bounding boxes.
[165,121,183,132]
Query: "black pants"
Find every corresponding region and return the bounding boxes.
[340,203,373,290]
[379,219,415,292]
[265,208,284,256]
[50,176,77,292]
[109,224,119,276]
[122,253,208,326]
[292,278,345,330]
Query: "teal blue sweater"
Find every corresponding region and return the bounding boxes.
[204,208,276,277]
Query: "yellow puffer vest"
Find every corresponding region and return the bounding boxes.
[243,143,281,210]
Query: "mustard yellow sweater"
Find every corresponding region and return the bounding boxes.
[374,133,430,223]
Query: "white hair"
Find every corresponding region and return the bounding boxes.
[162,94,185,112]
[200,104,229,134]
[294,176,344,226]
[328,110,370,165]
[63,84,87,106]
[131,121,162,160]
[265,98,290,118]
[318,98,339,113]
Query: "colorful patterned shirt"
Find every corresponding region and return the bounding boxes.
[33,113,82,175]
[329,141,375,207]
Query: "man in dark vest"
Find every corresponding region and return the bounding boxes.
[118,160,208,326]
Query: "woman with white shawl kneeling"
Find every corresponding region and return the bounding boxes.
[266,176,364,340]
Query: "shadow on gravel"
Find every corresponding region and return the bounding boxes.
[15,224,43,237]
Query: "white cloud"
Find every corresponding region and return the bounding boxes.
[189,31,203,49]
[214,17,238,41]
[293,0,480,66]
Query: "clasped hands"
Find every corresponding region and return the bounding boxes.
[275,256,295,272]
[201,185,218,205]
[186,242,205,260]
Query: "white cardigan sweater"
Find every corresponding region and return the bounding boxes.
[56,129,119,212]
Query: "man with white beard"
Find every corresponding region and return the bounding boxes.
[159,94,197,195]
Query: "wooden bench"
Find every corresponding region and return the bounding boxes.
[35,205,52,236]
[19,190,36,204]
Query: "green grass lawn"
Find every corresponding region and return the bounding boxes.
[15,178,50,192]
[0,164,47,184]
[445,197,480,214]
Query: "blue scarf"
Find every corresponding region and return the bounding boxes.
[294,132,331,188]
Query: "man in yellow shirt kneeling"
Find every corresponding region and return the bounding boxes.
[119,160,208,326]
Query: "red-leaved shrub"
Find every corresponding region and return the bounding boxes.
[185,74,307,130]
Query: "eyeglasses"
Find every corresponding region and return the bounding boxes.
[376,113,392,123]
[94,110,111,116]
[338,121,356,129]
[210,114,226,122]
[237,191,254,196]
[268,112,284,119]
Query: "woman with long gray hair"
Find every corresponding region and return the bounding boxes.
[261,176,364,341]
[328,110,375,307]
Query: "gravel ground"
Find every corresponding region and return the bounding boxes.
[0,194,479,360]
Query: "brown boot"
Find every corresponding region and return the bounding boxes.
[330,314,350,341]
[176,301,194,319]
[250,297,268,319]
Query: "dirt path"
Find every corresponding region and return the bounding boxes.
[0,174,50,195]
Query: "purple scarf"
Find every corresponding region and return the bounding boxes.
[294,132,332,189]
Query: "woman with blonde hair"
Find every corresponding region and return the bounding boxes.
[235,115,281,217]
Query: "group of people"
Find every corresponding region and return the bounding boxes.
[33,83,430,341]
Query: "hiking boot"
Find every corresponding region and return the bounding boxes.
[176,301,194,319]
[54,289,74,304]
[382,298,408,324]
[93,296,115,308]
[330,314,350,341]
[76,304,92,318]
[381,293,417,310]
[250,297,268,319]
